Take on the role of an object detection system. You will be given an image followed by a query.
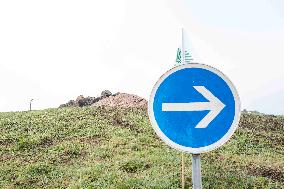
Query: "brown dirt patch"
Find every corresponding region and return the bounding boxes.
[247,164,284,182]
[92,93,147,108]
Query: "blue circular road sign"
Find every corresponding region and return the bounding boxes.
[148,63,241,153]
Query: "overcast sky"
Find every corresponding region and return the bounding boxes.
[0,0,284,115]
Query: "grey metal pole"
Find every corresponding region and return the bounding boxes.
[30,99,33,111]
[192,154,202,189]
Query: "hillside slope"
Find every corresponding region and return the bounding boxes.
[0,107,283,188]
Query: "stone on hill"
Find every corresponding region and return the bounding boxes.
[59,91,147,108]
[101,90,112,98]
[78,96,97,107]
[59,100,77,108]
[76,95,84,102]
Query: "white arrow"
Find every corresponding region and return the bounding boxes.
[162,86,226,128]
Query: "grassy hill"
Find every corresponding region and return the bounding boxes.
[0,107,283,188]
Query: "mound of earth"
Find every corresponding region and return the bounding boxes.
[92,93,147,108]
[59,90,147,108]
[59,90,115,108]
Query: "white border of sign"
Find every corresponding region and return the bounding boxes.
[148,63,241,154]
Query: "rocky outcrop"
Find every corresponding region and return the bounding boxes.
[59,100,77,108]
[59,90,145,108]
[59,90,136,108]
[101,90,112,98]
[92,93,147,108]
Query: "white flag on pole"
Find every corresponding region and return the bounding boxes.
[175,29,200,65]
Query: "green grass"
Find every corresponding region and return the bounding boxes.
[0,107,283,188]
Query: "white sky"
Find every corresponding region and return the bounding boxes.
[0,0,284,115]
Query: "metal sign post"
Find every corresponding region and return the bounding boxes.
[192,154,202,189]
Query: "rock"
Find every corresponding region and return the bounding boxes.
[78,96,100,107]
[76,95,84,102]
[93,97,101,103]
[101,90,112,98]
[59,100,77,108]
[113,92,120,96]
